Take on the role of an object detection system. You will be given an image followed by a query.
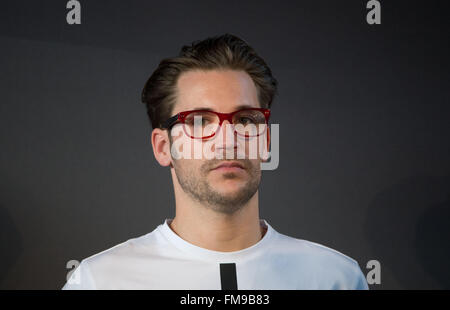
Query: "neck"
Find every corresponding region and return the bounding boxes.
[169,190,266,252]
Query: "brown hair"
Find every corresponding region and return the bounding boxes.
[141,33,278,129]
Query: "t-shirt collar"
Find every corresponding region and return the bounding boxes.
[158,217,275,262]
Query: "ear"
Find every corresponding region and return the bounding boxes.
[151,128,172,167]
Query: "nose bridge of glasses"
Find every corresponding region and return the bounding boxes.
[217,111,234,126]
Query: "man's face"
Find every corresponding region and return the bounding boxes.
[169,69,267,214]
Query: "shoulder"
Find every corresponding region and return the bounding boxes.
[270,231,368,289]
[62,230,159,289]
[82,230,160,268]
[273,231,358,264]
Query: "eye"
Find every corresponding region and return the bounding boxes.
[237,117,254,125]
[186,116,212,126]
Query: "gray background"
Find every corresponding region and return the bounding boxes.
[1,0,449,289]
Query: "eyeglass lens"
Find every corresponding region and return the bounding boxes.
[183,110,267,138]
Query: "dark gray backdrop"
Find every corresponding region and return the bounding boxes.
[1,0,449,289]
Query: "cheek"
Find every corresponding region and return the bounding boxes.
[170,134,197,160]
[176,158,206,175]
[249,159,262,172]
[237,134,267,161]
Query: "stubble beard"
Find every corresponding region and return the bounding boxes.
[172,158,261,215]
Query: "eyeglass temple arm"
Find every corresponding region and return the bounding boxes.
[161,114,179,129]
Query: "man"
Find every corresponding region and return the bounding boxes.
[62,33,368,290]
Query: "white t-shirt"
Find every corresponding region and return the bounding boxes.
[62,218,369,290]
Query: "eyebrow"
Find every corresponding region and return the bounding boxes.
[192,104,256,112]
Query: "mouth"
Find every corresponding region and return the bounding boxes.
[211,161,245,173]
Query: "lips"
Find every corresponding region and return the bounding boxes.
[212,161,245,170]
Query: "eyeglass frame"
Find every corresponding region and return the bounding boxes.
[161,107,271,140]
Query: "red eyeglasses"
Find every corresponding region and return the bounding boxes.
[161,108,271,139]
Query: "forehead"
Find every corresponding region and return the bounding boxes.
[173,69,260,114]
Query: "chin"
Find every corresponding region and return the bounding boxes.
[213,181,247,194]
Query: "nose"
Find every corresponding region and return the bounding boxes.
[215,120,237,154]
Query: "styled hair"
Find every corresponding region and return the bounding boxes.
[141,33,278,129]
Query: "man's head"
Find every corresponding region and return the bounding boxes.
[142,33,278,214]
